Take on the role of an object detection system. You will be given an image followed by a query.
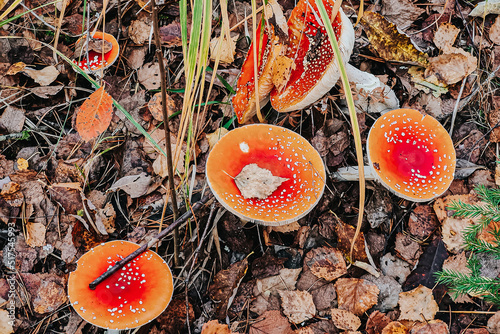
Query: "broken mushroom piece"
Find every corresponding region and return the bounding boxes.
[68,240,173,331]
[367,109,456,201]
[232,1,288,124]
[269,0,355,112]
[206,124,326,225]
[72,31,119,73]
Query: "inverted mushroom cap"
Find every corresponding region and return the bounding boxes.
[270,0,355,112]
[73,31,119,73]
[367,108,456,202]
[68,240,173,330]
[206,124,326,225]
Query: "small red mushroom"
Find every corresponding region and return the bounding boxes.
[67,240,173,331]
[72,31,119,73]
[269,0,354,112]
[367,108,456,202]
[206,124,326,225]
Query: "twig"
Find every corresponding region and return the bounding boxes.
[89,193,212,290]
[449,75,468,137]
[152,1,181,266]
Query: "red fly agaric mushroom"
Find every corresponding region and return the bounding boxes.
[269,0,355,112]
[73,31,119,73]
[68,240,173,331]
[366,108,456,202]
[232,0,288,123]
[206,124,326,225]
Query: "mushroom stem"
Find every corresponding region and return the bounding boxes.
[330,166,376,181]
[344,63,399,114]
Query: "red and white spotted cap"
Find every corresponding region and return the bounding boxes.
[67,240,173,330]
[367,108,456,202]
[206,124,326,225]
[72,31,119,74]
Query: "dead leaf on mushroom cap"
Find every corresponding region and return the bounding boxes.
[335,278,380,316]
[234,164,288,200]
[398,285,438,322]
[278,290,316,324]
[304,247,347,281]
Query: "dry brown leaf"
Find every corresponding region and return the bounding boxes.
[382,322,409,334]
[380,0,425,29]
[442,252,474,303]
[366,311,392,334]
[407,204,439,240]
[279,290,316,324]
[25,222,46,247]
[361,11,428,66]
[491,16,500,45]
[304,247,347,281]
[148,92,176,121]
[489,96,500,143]
[206,128,229,151]
[398,285,438,322]
[394,233,422,266]
[129,19,151,44]
[330,308,361,330]
[159,22,183,47]
[269,221,301,233]
[249,310,294,334]
[16,158,28,171]
[201,320,232,334]
[75,87,114,141]
[138,62,162,90]
[210,35,238,64]
[433,194,475,222]
[335,278,380,316]
[424,53,473,85]
[478,220,500,247]
[254,268,301,297]
[29,85,64,99]
[272,55,295,92]
[433,23,460,51]
[0,309,14,334]
[23,66,60,86]
[334,218,368,261]
[209,258,248,319]
[107,172,152,198]
[0,106,25,133]
[441,216,476,254]
[410,320,448,334]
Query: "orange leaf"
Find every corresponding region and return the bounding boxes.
[75,87,113,141]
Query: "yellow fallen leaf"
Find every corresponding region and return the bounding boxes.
[16,158,28,171]
[6,62,26,75]
[209,34,238,64]
[361,11,428,67]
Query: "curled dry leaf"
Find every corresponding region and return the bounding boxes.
[209,258,248,319]
[433,23,460,51]
[366,311,392,334]
[75,87,114,141]
[129,19,151,44]
[278,290,316,324]
[424,53,475,85]
[334,218,368,261]
[304,247,347,281]
[335,278,380,316]
[361,11,428,67]
[380,0,425,29]
[159,22,183,47]
[398,285,438,322]
[330,308,361,331]
[107,172,152,199]
[442,252,474,303]
[410,320,448,334]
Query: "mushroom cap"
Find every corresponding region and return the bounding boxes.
[367,108,456,202]
[270,0,354,112]
[206,124,326,225]
[68,240,173,330]
[232,22,284,123]
[73,31,119,73]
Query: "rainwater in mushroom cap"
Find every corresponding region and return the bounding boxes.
[367,108,456,202]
